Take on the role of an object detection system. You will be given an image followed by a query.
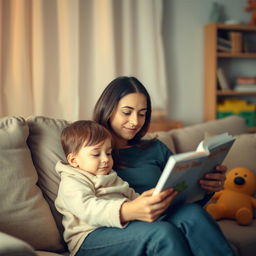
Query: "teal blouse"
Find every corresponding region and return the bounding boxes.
[115,139,212,206]
[116,140,171,194]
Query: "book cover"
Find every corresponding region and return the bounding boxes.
[217,37,232,52]
[218,37,231,47]
[233,84,256,91]
[217,44,231,52]
[153,133,235,205]
[230,32,242,53]
[217,68,230,90]
[236,77,256,85]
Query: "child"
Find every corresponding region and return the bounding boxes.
[55,120,139,256]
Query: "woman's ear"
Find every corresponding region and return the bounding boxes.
[67,153,79,168]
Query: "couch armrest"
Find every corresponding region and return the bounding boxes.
[0,232,37,256]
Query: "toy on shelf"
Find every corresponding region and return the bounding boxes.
[245,0,256,25]
[206,167,256,225]
[217,99,256,127]
[209,2,222,23]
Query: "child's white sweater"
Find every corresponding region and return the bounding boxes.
[55,161,139,255]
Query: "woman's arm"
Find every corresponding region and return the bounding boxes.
[199,165,227,192]
[120,188,177,223]
[190,165,227,207]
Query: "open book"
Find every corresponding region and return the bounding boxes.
[153,133,235,205]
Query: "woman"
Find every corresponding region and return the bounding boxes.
[76,76,234,256]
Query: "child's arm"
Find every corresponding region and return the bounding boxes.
[115,175,140,200]
[57,176,128,228]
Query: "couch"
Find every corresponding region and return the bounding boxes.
[0,115,255,256]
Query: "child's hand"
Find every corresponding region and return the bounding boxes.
[120,188,177,223]
[199,165,227,192]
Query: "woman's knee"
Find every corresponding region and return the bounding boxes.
[134,221,184,244]
[132,221,177,239]
[168,203,213,227]
[174,203,209,220]
[149,221,193,255]
[150,221,177,238]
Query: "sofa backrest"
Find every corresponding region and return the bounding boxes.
[152,115,256,175]
[0,116,66,252]
[26,116,69,237]
[169,116,248,153]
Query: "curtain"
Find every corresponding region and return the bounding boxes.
[0,0,167,121]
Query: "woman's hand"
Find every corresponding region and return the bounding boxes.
[120,188,177,223]
[199,165,227,193]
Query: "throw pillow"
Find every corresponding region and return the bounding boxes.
[0,116,65,251]
[26,116,69,236]
[223,133,256,173]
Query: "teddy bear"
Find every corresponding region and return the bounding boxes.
[245,0,256,25]
[206,167,256,225]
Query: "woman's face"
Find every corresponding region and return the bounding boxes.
[110,93,147,147]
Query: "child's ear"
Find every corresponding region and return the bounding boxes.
[67,153,79,168]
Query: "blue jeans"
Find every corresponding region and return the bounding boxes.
[76,204,234,256]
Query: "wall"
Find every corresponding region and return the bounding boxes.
[162,0,251,125]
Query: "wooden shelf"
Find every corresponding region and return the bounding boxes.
[217,90,256,96]
[203,23,256,126]
[248,127,256,133]
[213,23,256,31]
[217,53,256,58]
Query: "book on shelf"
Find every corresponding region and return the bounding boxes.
[243,36,256,53]
[218,37,231,46]
[234,77,256,91]
[217,44,231,52]
[233,84,256,92]
[153,133,235,205]
[230,32,242,53]
[216,68,230,90]
[217,37,232,52]
[235,77,256,85]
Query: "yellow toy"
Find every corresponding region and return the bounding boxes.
[206,167,256,225]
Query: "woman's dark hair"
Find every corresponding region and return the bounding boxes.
[93,76,152,145]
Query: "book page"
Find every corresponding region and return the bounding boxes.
[153,133,235,205]
[187,138,235,203]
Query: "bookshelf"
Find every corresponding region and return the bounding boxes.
[203,23,256,131]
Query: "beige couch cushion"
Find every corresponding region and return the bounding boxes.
[0,232,37,256]
[170,116,247,153]
[223,133,256,218]
[223,133,256,174]
[26,116,69,236]
[218,220,256,256]
[144,131,176,154]
[37,251,69,256]
[0,116,64,251]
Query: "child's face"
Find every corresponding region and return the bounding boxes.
[69,138,113,175]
